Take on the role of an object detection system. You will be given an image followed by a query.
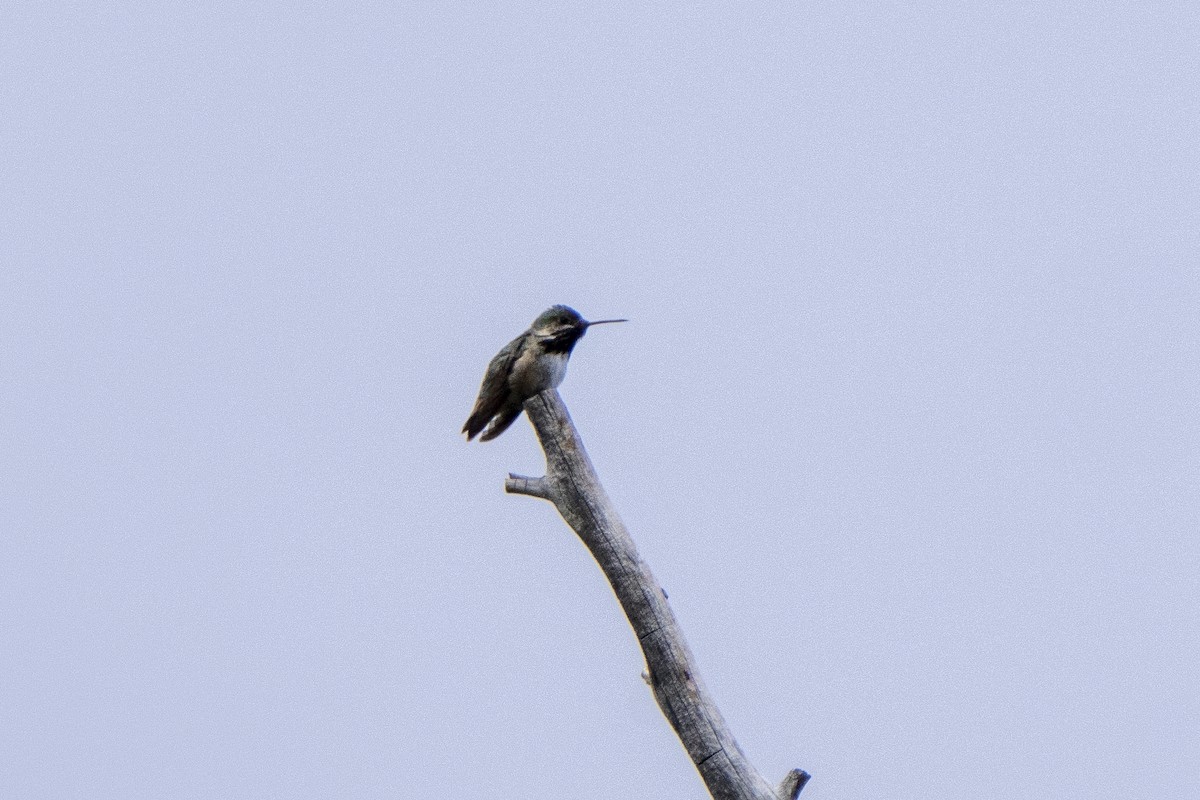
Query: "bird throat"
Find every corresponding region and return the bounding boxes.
[539,328,584,355]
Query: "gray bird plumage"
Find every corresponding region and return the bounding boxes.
[463,305,625,441]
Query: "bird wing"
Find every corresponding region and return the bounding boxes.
[462,333,522,440]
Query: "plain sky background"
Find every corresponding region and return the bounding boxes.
[3,3,1197,799]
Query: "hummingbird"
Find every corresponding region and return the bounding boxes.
[463,305,626,441]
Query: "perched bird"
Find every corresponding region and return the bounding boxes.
[463,305,626,441]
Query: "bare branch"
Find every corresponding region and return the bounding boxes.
[778,769,811,800]
[506,389,807,800]
[504,473,552,500]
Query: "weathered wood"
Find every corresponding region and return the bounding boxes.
[504,390,808,800]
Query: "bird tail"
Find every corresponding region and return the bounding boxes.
[478,404,524,442]
[462,408,492,441]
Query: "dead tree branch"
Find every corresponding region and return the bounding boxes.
[504,390,808,800]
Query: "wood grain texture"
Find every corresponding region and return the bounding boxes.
[504,390,808,800]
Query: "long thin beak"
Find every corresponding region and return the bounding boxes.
[583,318,628,327]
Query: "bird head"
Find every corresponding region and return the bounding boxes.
[531,305,626,345]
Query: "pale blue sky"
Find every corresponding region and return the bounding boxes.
[3,3,1198,799]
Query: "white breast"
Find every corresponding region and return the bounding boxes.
[511,350,570,397]
[537,351,569,390]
